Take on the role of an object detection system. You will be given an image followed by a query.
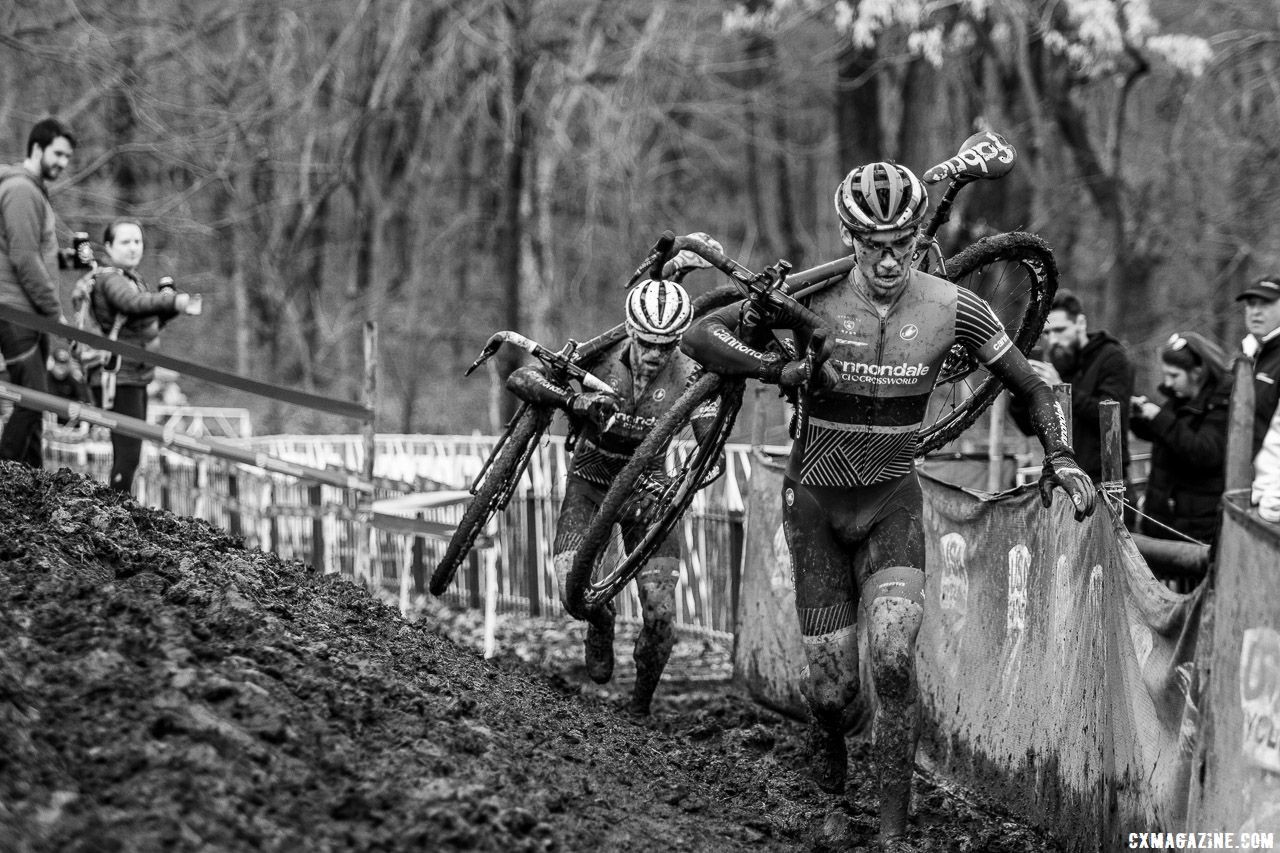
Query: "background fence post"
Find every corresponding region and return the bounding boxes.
[309,483,324,572]
[227,463,242,539]
[159,453,172,512]
[728,507,745,655]
[355,321,378,589]
[412,514,426,594]
[1226,355,1256,493]
[986,391,1008,492]
[1099,399,1125,508]
[467,550,482,611]
[525,494,541,616]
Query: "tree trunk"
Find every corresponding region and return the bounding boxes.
[835,44,883,170]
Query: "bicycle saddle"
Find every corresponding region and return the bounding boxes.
[922,130,1017,184]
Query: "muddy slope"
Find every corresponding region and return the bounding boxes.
[0,464,1060,852]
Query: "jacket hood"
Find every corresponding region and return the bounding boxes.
[1082,329,1122,356]
[0,164,42,193]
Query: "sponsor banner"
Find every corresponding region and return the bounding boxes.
[1188,495,1280,834]
[918,473,1204,851]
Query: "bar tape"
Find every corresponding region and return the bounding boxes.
[0,304,372,422]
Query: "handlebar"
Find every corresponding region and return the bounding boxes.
[637,231,833,335]
[466,330,616,395]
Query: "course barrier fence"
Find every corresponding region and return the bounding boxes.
[42,428,751,642]
[1188,492,1280,834]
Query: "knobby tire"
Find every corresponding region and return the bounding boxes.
[565,372,744,617]
[916,231,1058,455]
[429,405,553,596]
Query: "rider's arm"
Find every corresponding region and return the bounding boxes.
[680,301,789,382]
[505,365,575,409]
[956,289,1072,456]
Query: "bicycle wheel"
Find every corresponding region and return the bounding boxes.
[691,282,743,316]
[916,231,1057,456]
[429,404,554,596]
[565,372,744,616]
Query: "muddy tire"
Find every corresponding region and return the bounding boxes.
[916,232,1058,456]
[430,404,554,596]
[564,372,743,617]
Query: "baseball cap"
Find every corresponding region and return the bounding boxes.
[1236,277,1280,302]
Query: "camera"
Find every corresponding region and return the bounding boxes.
[56,232,95,271]
[160,278,203,316]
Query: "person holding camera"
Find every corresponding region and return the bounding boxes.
[1129,331,1231,549]
[0,117,76,468]
[78,218,200,493]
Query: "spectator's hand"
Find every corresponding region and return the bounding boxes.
[1028,358,1062,386]
[569,392,619,430]
[1130,395,1159,420]
[1038,451,1096,522]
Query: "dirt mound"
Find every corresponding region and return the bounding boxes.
[0,463,1061,852]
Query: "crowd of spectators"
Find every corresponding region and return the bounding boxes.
[0,117,199,495]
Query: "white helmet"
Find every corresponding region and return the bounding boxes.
[834,161,929,235]
[625,279,692,345]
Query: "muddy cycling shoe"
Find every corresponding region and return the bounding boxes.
[806,718,848,794]
[583,610,616,684]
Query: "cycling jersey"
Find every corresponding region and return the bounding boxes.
[507,336,712,487]
[682,267,1070,487]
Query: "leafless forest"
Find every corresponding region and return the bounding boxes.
[4,0,1278,435]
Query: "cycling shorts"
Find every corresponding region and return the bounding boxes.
[781,471,925,636]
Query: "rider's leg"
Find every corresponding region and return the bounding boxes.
[858,476,927,841]
[552,478,615,683]
[782,477,859,793]
[626,530,680,716]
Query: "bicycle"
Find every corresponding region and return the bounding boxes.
[428,281,746,597]
[564,130,1059,617]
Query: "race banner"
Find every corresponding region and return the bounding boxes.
[918,473,1204,851]
[1188,494,1280,834]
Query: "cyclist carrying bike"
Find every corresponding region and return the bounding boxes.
[680,162,1096,845]
[506,243,720,715]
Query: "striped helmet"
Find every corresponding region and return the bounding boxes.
[625,279,692,345]
[834,162,929,235]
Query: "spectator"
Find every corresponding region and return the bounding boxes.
[1129,332,1231,545]
[1011,288,1134,484]
[1254,400,1280,523]
[1236,276,1280,457]
[0,117,75,468]
[80,219,199,493]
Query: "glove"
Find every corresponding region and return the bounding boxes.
[569,392,619,430]
[1038,450,1096,522]
[759,356,839,391]
[668,232,723,275]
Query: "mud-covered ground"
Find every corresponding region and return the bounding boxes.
[0,463,1063,852]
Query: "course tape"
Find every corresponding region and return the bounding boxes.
[0,378,371,492]
[0,304,372,422]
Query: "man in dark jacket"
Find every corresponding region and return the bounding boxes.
[1237,276,1280,457]
[1011,289,1134,483]
[0,117,75,468]
[1130,331,1231,547]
